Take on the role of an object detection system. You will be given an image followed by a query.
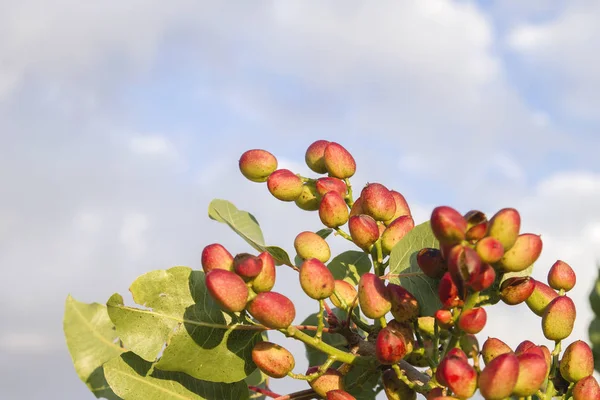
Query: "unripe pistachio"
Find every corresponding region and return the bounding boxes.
[349,196,364,216]
[327,390,357,400]
[294,231,331,263]
[384,190,412,226]
[478,352,520,400]
[542,295,576,341]
[376,324,408,364]
[481,337,512,365]
[446,347,469,362]
[361,183,396,222]
[388,284,419,322]
[434,309,454,329]
[430,206,467,244]
[233,253,263,280]
[316,177,347,198]
[513,353,548,396]
[251,341,295,378]
[329,280,358,309]
[547,260,576,292]
[436,354,477,398]
[201,243,234,273]
[446,245,482,287]
[239,149,278,182]
[468,263,496,291]
[382,369,416,400]
[305,140,330,174]
[514,340,536,355]
[460,334,480,358]
[247,292,295,329]
[323,142,356,179]
[267,169,303,201]
[525,279,559,316]
[497,233,542,273]
[416,317,436,338]
[475,237,504,264]
[560,340,594,382]
[299,258,335,300]
[319,191,349,228]
[425,388,445,400]
[405,341,433,367]
[464,210,488,241]
[458,307,487,334]
[486,208,521,250]
[205,269,249,313]
[295,182,320,211]
[500,276,535,305]
[438,272,462,309]
[573,376,600,400]
[358,273,392,319]
[416,248,447,279]
[381,215,415,254]
[348,215,380,250]
[307,367,344,397]
[252,252,276,293]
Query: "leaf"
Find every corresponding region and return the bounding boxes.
[63,295,124,399]
[107,267,261,383]
[590,267,600,373]
[104,352,249,400]
[244,369,268,400]
[316,228,334,239]
[328,251,372,285]
[299,310,348,367]
[208,199,293,266]
[388,221,442,316]
[208,199,265,248]
[344,366,381,400]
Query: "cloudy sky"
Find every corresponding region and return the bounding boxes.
[2,0,600,399]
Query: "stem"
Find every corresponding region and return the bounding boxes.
[288,356,336,381]
[248,386,282,399]
[344,178,354,208]
[273,389,317,400]
[334,228,353,242]
[316,300,325,342]
[292,325,331,333]
[441,291,480,360]
[350,312,373,333]
[432,320,440,364]
[545,340,562,400]
[283,326,375,367]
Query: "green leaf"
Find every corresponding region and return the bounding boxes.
[590,267,600,373]
[300,310,348,367]
[328,251,372,285]
[208,199,265,248]
[388,221,442,316]
[244,369,268,400]
[107,267,261,383]
[104,352,249,400]
[344,366,381,400]
[316,228,334,239]
[264,246,292,266]
[208,199,293,266]
[63,295,124,399]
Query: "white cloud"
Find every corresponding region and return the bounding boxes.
[129,135,176,157]
[119,212,150,259]
[0,333,57,354]
[507,1,600,119]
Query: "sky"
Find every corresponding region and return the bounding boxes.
[1,0,600,399]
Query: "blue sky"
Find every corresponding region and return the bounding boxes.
[1,1,600,399]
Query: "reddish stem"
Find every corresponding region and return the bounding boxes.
[248,386,282,398]
[274,389,318,400]
[293,324,330,333]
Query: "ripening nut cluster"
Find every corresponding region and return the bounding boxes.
[202,244,296,329]
[198,141,597,400]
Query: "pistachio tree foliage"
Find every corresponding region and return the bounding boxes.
[64,141,600,400]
